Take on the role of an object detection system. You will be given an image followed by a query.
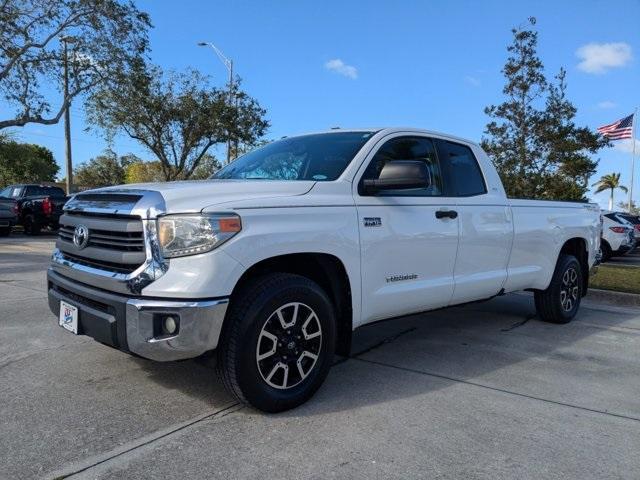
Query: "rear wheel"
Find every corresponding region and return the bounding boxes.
[217,273,336,412]
[534,254,582,324]
[0,226,10,237]
[23,215,41,235]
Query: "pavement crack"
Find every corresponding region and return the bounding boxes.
[333,327,417,367]
[352,327,417,358]
[352,357,640,424]
[501,314,536,332]
[48,402,243,479]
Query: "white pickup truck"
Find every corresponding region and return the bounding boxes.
[48,128,601,412]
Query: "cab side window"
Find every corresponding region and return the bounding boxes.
[360,136,443,196]
[441,141,486,196]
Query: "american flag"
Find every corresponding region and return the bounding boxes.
[597,113,634,140]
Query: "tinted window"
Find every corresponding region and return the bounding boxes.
[1,186,22,198]
[604,213,622,223]
[24,186,65,197]
[360,136,443,196]
[619,214,639,225]
[213,132,375,181]
[442,141,486,196]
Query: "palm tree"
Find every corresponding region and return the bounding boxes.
[592,173,628,210]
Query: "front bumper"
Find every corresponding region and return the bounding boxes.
[48,268,228,361]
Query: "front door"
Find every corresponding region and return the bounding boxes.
[353,134,460,325]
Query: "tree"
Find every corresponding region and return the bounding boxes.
[124,160,163,184]
[593,173,627,211]
[0,139,58,185]
[0,0,151,130]
[87,64,269,181]
[74,150,140,188]
[482,18,608,200]
[189,153,222,180]
[617,200,639,215]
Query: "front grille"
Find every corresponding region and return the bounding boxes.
[57,212,146,274]
[59,251,140,274]
[59,225,144,252]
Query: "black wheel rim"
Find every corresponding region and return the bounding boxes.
[560,267,579,312]
[255,302,322,390]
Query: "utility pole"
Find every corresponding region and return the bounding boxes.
[197,41,235,164]
[629,107,637,213]
[61,36,76,194]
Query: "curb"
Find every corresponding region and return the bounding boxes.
[585,288,640,308]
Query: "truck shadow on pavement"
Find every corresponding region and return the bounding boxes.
[133,293,640,418]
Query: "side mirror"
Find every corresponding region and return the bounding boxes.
[363,160,431,194]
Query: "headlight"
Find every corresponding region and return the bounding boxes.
[157,214,241,258]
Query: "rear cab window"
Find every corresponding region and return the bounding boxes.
[24,186,65,197]
[436,140,487,197]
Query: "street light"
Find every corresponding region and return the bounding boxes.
[198,41,234,164]
[61,35,77,194]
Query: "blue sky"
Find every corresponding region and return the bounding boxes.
[8,0,640,209]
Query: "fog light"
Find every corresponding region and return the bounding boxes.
[163,316,178,335]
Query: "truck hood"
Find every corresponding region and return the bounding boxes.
[95,179,316,213]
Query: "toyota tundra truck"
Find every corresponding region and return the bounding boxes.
[47,128,601,412]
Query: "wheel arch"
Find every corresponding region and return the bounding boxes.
[558,237,589,296]
[227,252,353,357]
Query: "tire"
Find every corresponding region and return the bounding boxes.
[23,215,41,235]
[600,242,612,262]
[0,226,10,237]
[217,273,336,413]
[534,254,582,324]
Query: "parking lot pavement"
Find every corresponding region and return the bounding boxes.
[1,237,639,480]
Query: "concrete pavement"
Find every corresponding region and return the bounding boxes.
[1,236,639,479]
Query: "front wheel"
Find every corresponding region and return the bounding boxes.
[534,254,582,324]
[600,241,612,262]
[217,273,336,412]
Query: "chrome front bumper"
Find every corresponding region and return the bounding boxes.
[48,269,228,362]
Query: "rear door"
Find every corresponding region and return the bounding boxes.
[353,134,460,324]
[435,140,512,304]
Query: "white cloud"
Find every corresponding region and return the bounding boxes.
[597,100,617,109]
[324,59,358,79]
[465,75,481,87]
[613,138,640,153]
[576,42,632,74]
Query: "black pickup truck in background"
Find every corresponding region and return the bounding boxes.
[0,195,17,236]
[0,184,69,235]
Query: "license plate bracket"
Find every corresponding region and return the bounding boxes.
[59,301,78,334]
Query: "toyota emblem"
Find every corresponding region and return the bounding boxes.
[73,224,89,249]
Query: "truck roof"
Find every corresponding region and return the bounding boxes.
[289,127,481,148]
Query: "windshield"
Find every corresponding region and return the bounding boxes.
[212,131,375,181]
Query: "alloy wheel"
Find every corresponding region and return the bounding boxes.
[560,267,579,312]
[256,302,322,390]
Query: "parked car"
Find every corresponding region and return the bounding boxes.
[0,195,18,236]
[0,184,69,235]
[600,213,635,261]
[607,212,640,251]
[47,128,601,412]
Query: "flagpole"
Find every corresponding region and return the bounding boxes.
[630,107,638,212]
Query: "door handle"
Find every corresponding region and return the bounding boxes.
[435,210,458,219]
